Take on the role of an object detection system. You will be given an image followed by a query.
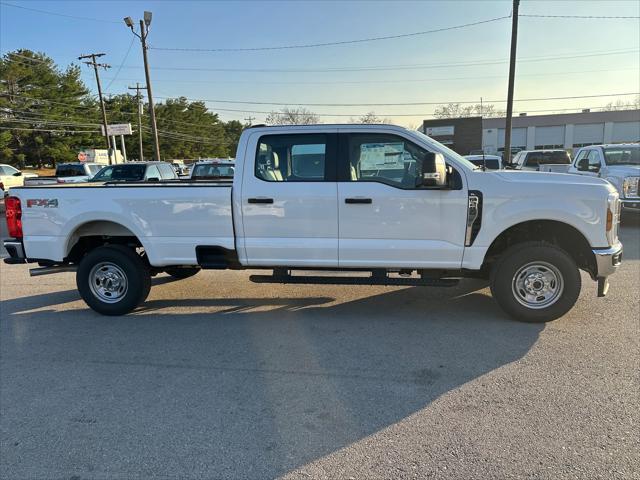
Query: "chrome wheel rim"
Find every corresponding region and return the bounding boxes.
[89,262,128,303]
[512,261,564,309]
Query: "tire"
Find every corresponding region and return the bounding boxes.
[164,267,200,279]
[77,245,151,316]
[490,242,581,323]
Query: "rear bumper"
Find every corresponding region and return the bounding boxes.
[3,240,26,264]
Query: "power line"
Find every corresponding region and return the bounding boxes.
[154,92,640,108]
[117,48,639,73]
[0,1,120,23]
[149,15,511,52]
[105,36,137,92]
[520,13,640,19]
[0,126,100,133]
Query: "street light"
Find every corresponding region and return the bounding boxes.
[124,12,160,161]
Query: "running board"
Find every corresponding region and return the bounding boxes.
[249,273,459,287]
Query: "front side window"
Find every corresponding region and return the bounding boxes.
[256,134,328,182]
[347,133,429,188]
[0,165,19,175]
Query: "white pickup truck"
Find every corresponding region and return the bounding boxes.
[3,124,623,322]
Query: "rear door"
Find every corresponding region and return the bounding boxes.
[240,130,339,267]
[336,130,467,269]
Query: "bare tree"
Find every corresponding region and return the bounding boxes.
[603,96,640,111]
[348,111,393,124]
[433,103,504,119]
[265,107,320,125]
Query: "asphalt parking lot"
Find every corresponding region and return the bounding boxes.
[0,220,638,479]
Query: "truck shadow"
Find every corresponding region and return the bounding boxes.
[2,279,544,478]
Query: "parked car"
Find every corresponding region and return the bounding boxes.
[4,124,622,323]
[171,161,189,176]
[190,160,235,180]
[510,150,572,171]
[25,163,104,186]
[568,143,639,214]
[463,154,502,170]
[91,161,178,182]
[0,164,38,195]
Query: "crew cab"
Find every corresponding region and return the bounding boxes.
[568,144,639,214]
[3,124,623,322]
[510,149,572,171]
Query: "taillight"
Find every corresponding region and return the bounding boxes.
[5,196,23,238]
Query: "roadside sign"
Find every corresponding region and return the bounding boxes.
[77,152,87,161]
[101,123,132,136]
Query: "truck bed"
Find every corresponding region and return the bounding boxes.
[12,181,235,266]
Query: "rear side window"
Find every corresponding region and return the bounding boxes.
[145,165,161,180]
[256,134,330,182]
[56,164,87,177]
[158,163,177,180]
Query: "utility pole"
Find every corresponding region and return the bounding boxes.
[79,53,113,164]
[503,0,519,165]
[128,83,145,161]
[124,12,160,161]
[244,116,255,126]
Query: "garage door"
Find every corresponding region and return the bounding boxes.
[498,128,526,148]
[574,123,604,146]
[612,121,640,143]
[535,126,565,148]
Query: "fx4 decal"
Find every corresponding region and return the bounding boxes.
[26,199,58,208]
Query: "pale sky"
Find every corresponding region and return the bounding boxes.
[1,0,639,127]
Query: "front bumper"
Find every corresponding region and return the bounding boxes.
[592,242,623,297]
[621,199,640,213]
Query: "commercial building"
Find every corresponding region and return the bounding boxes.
[422,109,640,155]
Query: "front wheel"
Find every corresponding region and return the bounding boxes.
[77,245,151,316]
[490,242,581,323]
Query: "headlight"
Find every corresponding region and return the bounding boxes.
[606,192,620,245]
[622,176,639,199]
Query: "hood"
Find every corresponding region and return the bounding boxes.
[604,165,640,177]
[494,170,610,187]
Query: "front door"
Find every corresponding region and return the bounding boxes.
[240,131,339,267]
[337,131,467,269]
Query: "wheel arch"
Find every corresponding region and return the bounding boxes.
[481,219,596,277]
[65,219,149,263]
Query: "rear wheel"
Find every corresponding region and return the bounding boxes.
[77,245,151,315]
[164,267,200,279]
[490,242,581,323]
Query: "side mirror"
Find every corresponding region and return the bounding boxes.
[588,163,601,173]
[420,152,448,188]
[13,171,22,177]
[577,158,589,171]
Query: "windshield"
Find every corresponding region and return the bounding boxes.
[412,130,479,170]
[468,159,501,170]
[604,146,640,165]
[56,164,87,177]
[92,164,146,182]
[192,164,235,179]
[524,151,571,167]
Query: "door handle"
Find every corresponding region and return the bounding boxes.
[248,197,274,204]
[345,198,372,204]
